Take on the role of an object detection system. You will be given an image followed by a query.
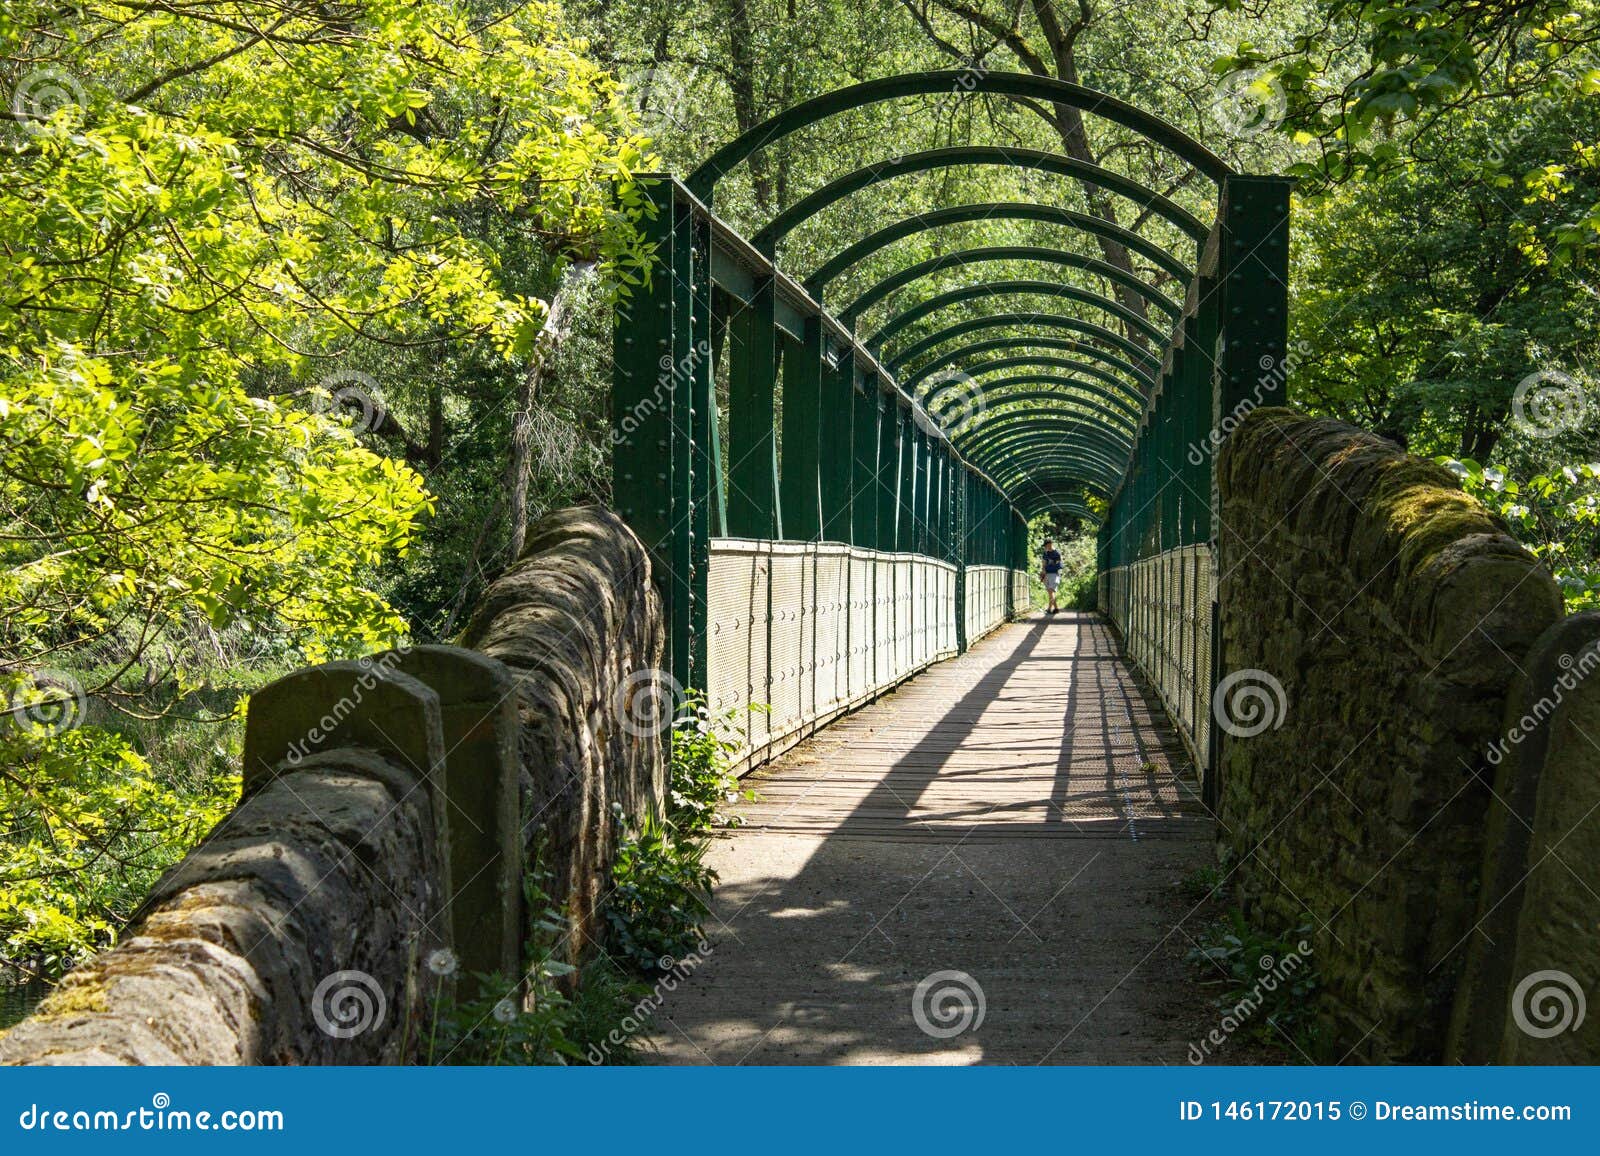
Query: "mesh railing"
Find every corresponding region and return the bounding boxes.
[964,564,1011,644]
[1100,544,1213,770]
[707,540,1021,767]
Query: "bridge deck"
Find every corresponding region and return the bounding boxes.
[647,610,1217,1065]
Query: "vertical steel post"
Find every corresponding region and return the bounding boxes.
[728,276,781,539]
[781,321,824,540]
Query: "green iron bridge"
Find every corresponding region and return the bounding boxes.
[610,71,1290,797]
[9,72,1588,1069]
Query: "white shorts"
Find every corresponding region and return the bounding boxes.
[1042,572,1060,592]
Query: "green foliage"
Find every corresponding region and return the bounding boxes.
[0,722,236,972]
[603,695,745,973]
[1177,864,1227,907]
[428,865,586,1065]
[1188,910,1322,1054]
[1444,456,1600,611]
[0,0,651,982]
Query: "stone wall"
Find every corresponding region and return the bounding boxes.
[0,505,664,1065]
[1448,612,1600,1063]
[459,505,666,960]
[1215,409,1564,1062]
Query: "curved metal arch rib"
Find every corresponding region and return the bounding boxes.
[941,387,1141,439]
[889,314,1159,384]
[928,375,1141,425]
[961,419,1132,464]
[925,355,1149,402]
[753,148,1206,251]
[978,424,1133,466]
[840,247,1182,325]
[904,337,1149,390]
[689,71,1232,197]
[870,280,1170,349]
[992,445,1127,490]
[966,435,1130,486]
[807,204,1194,295]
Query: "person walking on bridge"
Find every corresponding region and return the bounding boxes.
[1041,539,1062,615]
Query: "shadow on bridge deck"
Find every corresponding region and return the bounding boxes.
[646,611,1218,1065]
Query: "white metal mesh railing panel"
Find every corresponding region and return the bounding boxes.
[707,543,759,753]
[706,541,1024,768]
[1100,544,1215,772]
[768,545,805,744]
[1012,570,1031,614]
[848,554,871,699]
[814,547,848,718]
[873,557,894,686]
[965,564,1008,641]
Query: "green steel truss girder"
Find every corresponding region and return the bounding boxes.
[939,387,1140,440]
[807,203,1194,294]
[840,246,1181,325]
[889,313,1159,383]
[689,71,1231,198]
[922,356,1146,402]
[869,279,1171,350]
[904,337,1150,390]
[753,147,1207,253]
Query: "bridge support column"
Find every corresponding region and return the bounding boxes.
[613,180,712,691]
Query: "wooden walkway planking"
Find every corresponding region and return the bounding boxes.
[647,611,1217,1065]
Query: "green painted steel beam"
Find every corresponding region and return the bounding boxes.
[972,442,1129,489]
[753,147,1207,252]
[807,203,1195,296]
[840,246,1181,325]
[689,72,1232,197]
[869,279,1171,349]
[889,313,1159,383]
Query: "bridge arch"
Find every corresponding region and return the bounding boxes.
[610,69,1292,798]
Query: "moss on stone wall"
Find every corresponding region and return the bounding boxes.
[1215,409,1563,1063]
